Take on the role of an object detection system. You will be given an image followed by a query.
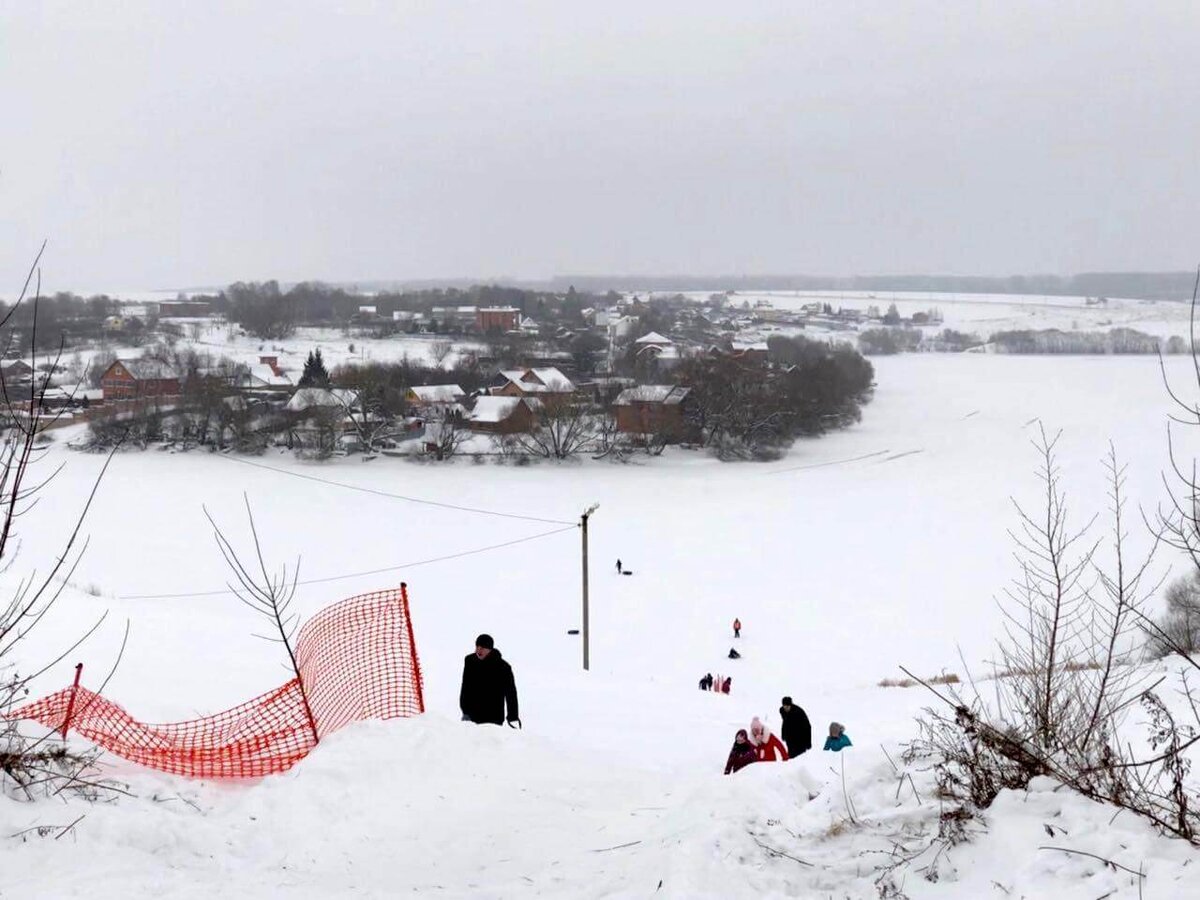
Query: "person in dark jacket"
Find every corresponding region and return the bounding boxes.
[779,696,812,757]
[724,728,757,775]
[459,634,520,726]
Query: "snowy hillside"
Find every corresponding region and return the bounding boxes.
[3,351,1198,897]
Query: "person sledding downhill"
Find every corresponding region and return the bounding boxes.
[748,716,788,762]
[460,634,520,727]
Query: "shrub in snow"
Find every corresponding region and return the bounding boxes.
[906,431,1200,848]
[1148,572,1200,659]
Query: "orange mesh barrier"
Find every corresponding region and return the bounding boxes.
[8,585,424,778]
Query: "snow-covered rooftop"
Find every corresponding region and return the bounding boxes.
[613,385,691,405]
[117,358,176,380]
[240,364,292,388]
[499,367,576,394]
[468,396,525,423]
[409,384,465,403]
[634,331,673,345]
[285,387,357,412]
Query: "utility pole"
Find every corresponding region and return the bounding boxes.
[580,503,599,671]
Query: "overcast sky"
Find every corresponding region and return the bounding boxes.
[1,2,1198,292]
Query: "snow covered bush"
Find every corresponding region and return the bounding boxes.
[906,430,1200,847]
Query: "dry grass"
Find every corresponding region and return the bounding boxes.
[878,672,961,689]
[981,659,1104,681]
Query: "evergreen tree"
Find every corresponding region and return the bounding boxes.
[299,348,329,387]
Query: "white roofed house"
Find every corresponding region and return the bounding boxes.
[236,364,293,392]
[633,332,682,374]
[464,396,538,434]
[633,331,673,349]
[285,387,360,414]
[405,384,466,416]
[612,384,698,444]
[729,340,770,365]
[282,387,369,454]
[492,367,576,408]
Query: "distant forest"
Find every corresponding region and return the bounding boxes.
[543,272,1199,302]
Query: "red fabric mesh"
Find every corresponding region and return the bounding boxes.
[7,586,424,778]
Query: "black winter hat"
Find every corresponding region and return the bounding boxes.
[475,634,495,650]
[781,696,793,706]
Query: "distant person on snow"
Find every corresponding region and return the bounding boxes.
[459,634,520,727]
[727,647,741,660]
[748,716,789,762]
[779,696,813,757]
[823,722,852,752]
[697,672,714,691]
[721,677,732,695]
[733,618,741,638]
[616,559,622,574]
[724,729,757,775]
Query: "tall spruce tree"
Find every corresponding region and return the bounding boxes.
[299,348,329,387]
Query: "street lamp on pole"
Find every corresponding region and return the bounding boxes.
[580,503,599,671]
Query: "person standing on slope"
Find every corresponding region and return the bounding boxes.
[460,634,520,727]
[724,729,757,775]
[748,716,789,762]
[779,696,813,758]
[733,617,741,638]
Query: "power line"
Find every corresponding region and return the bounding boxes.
[765,448,892,475]
[214,453,575,525]
[120,524,578,601]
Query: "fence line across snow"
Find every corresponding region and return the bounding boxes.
[8,585,425,779]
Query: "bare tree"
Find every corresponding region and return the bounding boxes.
[1146,572,1200,657]
[514,397,598,459]
[206,496,318,746]
[427,414,469,460]
[995,424,1098,749]
[0,244,123,801]
[429,340,453,368]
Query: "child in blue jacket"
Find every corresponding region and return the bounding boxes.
[823,721,852,751]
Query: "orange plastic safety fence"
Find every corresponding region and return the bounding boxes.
[8,586,424,778]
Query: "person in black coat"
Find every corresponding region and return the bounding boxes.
[779,695,812,757]
[460,634,520,726]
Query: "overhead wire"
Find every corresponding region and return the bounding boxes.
[213,453,576,526]
[120,524,578,600]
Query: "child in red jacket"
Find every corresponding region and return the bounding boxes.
[749,716,789,762]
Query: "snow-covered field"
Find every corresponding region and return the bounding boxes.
[674,289,1194,340]
[3,351,1199,897]
[161,321,485,372]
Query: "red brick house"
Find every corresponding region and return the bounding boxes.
[100,359,181,401]
[476,307,521,333]
[612,385,697,443]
